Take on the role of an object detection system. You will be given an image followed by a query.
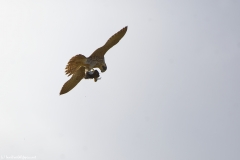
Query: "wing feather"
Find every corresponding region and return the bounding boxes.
[89,26,128,58]
[65,54,86,76]
[60,67,85,95]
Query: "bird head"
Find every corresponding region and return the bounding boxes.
[99,64,107,72]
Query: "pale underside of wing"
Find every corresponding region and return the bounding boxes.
[60,67,85,95]
[65,54,87,76]
[89,26,128,58]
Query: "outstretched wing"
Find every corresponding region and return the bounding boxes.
[89,26,128,58]
[60,67,85,95]
[65,54,87,76]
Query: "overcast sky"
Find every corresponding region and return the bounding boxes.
[0,0,240,160]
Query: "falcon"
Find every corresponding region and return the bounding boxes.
[60,26,128,95]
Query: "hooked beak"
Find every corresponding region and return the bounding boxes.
[102,66,107,72]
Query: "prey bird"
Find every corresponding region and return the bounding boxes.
[60,26,128,95]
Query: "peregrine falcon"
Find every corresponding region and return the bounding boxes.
[60,26,128,95]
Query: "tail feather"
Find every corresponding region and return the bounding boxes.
[65,54,86,76]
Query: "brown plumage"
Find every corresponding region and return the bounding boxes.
[65,54,86,76]
[60,26,128,95]
[60,67,86,95]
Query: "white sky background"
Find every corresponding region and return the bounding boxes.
[0,0,240,160]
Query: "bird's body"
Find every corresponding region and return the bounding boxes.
[60,26,128,95]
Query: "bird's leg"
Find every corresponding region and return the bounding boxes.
[85,69,101,82]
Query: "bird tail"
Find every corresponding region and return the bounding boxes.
[65,54,87,76]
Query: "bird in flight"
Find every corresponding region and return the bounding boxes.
[60,26,128,95]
